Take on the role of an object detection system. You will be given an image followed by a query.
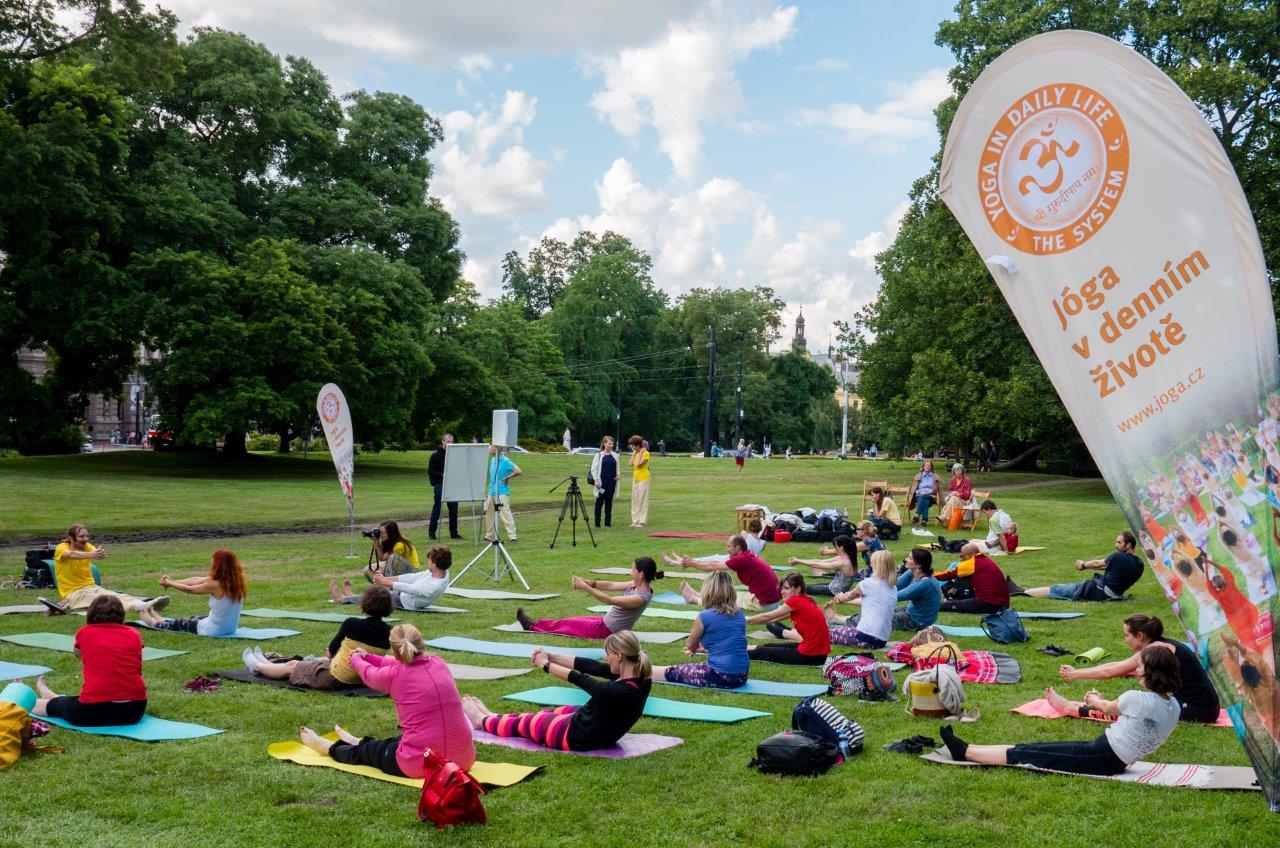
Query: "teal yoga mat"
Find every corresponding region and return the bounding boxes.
[505,686,769,723]
[1016,611,1085,620]
[935,624,987,638]
[649,591,692,605]
[0,660,51,680]
[244,607,398,624]
[425,636,605,660]
[43,714,223,741]
[658,678,827,697]
[0,632,186,660]
[588,604,698,621]
[135,621,299,640]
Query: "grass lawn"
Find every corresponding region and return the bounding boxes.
[0,452,1272,847]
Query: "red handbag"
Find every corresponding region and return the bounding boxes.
[417,749,486,829]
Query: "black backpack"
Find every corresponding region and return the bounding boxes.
[748,730,839,776]
[21,549,53,589]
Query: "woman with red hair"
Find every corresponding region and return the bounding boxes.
[138,549,247,636]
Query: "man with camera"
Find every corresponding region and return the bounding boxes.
[484,443,521,543]
[428,433,462,540]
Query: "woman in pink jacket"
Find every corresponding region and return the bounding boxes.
[299,623,475,776]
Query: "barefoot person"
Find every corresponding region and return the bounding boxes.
[138,549,246,636]
[32,595,146,726]
[675,534,781,611]
[745,574,830,665]
[1058,613,1220,723]
[461,631,652,751]
[939,645,1182,776]
[331,545,452,611]
[40,524,168,615]
[298,623,474,776]
[662,519,767,565]
[516,557,661,639]
[824,550,899,649]
[788,535,859,597]
[245,587,393,690]
[652,571,750,689]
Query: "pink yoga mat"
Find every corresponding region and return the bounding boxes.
[1013,698,1232,727]
[649,532,732,541]
[472,730,682,758]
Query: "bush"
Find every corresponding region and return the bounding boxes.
[518,437,563,453]
[245,433,280,452]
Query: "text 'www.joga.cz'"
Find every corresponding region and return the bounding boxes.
[1114,367,1205,432]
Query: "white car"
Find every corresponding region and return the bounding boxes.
[568,447,601,455]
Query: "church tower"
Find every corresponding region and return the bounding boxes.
[792,308,807,352]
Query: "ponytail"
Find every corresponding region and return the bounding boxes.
[634,556,664,584]
[389,623,426,665]
[604,630,652,680]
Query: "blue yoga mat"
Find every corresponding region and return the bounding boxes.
[0,660,51,681]
[426,636,604,660]
[649,591,692,605]
[936,624,987,637]
[588,604,699,621]
[136,622,300,640]
[1016,612,1085,620]
[657,677,827,697]
[505,686,769,723]
[43,714,223,741]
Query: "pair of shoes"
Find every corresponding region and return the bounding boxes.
[145,596,171,612]
[450,534,464,540]
[1038,644,1071,657]
[38,597,67,615]
[515,607,534,631]
[882,735,937,754]
[1005,575,1028,596]
[429,534,438,541]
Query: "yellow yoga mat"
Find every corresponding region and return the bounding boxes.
[1075,647,1109,665]
[267,734,540,788]
[1010,546,1045,554]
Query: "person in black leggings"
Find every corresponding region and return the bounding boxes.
[33,595,147,726]
[746,574,830,666]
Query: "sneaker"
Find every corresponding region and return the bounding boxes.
[146,595,171,612]
[515,607,534,631]
[883,738,926,754]
[1038,644,1071,657]
[38,597,67,615]
[449,534,465,540]
[1005,575,1028,597]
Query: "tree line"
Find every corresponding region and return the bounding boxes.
[0,1,840,455]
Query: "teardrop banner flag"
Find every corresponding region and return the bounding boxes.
[316,383,355,526]
[939,30,1278,810]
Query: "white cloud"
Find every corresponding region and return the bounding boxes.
[796,57,848,72]
[584,4,798,180]
[796,66,951,151]
[431,90,554,219]
[454,53,494,80]
[849,200,910,269]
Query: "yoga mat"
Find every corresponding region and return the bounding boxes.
[43,714,223,741]
[219,662,531,694]
[326,600,466,614]
[267,734,539,788]
[1076,647,1109,665]
[649,591,694,605]
[1016,611,1085,620]
[444,588,559,600]
[135,621,300,640]
[1011,546,1046,554]
[920,749,1260,790]
[935,625,987,638]
[587,604,698,621]
[0,660,52,680]
[243,607,399,624]
[492,623,687,645]
[425,636,604,660]
[473,729,682,758]
[0,632,186,660]
[649,532,731,541]
[1012,699,1234,728]
[504,686,769,723]
[658,678,828,697]
[0,605,47,615]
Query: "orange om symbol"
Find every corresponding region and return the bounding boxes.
[1017,122,1079,196]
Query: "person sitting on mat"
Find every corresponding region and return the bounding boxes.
[32,594,146,727]
[936,544,1010,614]
[331,544,451,611]
[789,535,859,597]
[744,574,830,665]
[244,586,393,690]
[460,631,652,751]
[515,557,661,639]
[939,645,1182,776]
[40,523,169,615]
[1016,531,1144,602]
[889,547,942,631]
[675,534,782,611]
[138,548,246,636]
[662,519,767,566]
[867,486,902,540]
[1058,613,1220,723]
[299,622,474,777]
[652,571,749,689]
[970,500,1017,555]
[822,550,899,648]
[363,519,420,580]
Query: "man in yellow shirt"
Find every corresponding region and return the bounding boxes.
[628,435,651,528]
[39,524,168,615]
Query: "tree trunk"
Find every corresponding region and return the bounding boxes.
[277,423,294,454]
[223,430,247,457]
[994,442,1046,471]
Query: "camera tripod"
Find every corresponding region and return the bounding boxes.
[549,475,597,549]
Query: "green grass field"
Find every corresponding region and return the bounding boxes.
[0,452,1271,847]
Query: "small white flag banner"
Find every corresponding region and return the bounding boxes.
[939,30,1277,811]
[316,383,355,517]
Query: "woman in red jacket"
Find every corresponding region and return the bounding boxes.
[33,594,146,726]
[937,463,973,526]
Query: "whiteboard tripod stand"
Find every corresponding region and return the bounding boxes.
[449,496,528,589]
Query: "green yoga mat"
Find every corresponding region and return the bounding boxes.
[244,608,399,624]
[587,604,699,621]
[0,660,52,680]
[43,714,222,741]
[324,601,466,614]
[1076,647,1109,665]
[0,632,186,660]
[505,686,769,723]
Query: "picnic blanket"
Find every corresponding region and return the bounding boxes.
[1012,698,1233,727]
[884,643,1021,684]
[267,734,538,788]
[920,748,1260,790]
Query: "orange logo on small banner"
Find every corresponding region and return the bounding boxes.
[319,391,341,425]
[977,83,1128,255]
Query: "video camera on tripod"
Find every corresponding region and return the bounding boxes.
[549,474,596,549]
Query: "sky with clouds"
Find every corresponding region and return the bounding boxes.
[157,0,958,352]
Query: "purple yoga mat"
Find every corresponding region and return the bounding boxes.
[472,729,682,758]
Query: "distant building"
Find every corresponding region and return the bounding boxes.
[18,345,158,444]
[783,309,863,412]
[791,308,807,352]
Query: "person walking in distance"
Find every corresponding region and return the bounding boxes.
[428,434,462,540]
[628,435,651,528]
[484,443,521,543]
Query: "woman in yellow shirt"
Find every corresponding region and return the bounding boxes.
[364,520,420,580]
[628,436,651,528]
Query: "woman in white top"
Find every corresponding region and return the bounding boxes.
[824,549,897,649]
[939,645,1182,775]
[138,549,245,636]
[662,519,766,568]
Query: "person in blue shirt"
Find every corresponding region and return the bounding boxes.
[892,547,942,631]
[483,443,522,542]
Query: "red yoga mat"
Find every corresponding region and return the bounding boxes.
[648,532,732,541]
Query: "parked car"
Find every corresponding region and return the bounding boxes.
[568,447,600,456]
[505,444,530,453]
